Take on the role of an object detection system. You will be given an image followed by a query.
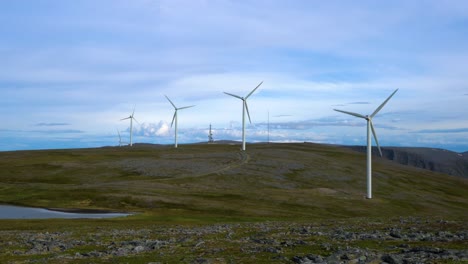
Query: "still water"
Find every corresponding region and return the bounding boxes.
[0,205,131,219]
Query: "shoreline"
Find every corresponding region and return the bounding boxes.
[0,203,132,216]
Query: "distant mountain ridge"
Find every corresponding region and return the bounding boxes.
[346,146,468,178]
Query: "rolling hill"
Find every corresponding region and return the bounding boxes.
[0,143,467,263]
[0,142,466,220]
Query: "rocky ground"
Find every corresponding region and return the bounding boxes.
[1,145,467,263]
[0,217,466,263]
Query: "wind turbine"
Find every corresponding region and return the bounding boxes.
[165,95,195,148]
[117,129,128,146]
[224,81,263,151]
[117,129,123,146]
[334,89,398,199]
[120,107,139,147]
[267,110,270,144]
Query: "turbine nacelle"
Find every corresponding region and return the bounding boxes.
[334,89,398,157]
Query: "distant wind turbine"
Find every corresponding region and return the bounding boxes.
[120,107,139,147]
[117,129,123,146]
[165,95,195,148]
[224,81,263,151]
[117,129,128,146]
[334,89,398,199]
[267,110,270,144]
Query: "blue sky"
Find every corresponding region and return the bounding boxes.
[1,0,467,152]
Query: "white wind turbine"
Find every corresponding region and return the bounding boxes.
[224,81,263,151]
[165,95,195,148]
[120,107,139,147]
[117,129,123,146]
[334,89,398,199]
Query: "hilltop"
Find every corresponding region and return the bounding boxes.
[0,142,466,219]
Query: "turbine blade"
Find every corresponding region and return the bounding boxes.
[120,117,131,121]
[334,109,366,119]
[370,120,382,157]
[224,92,243,100]
[132,117,140,124]
[165,95,177,109]
[178,105,195,110]
[246,81,263,99]
[245,101,252,124]
[132,106,136,117]
[371,89,398,118]
[171,111,176,128]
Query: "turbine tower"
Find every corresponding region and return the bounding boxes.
[208,124,214,143]
[165,95,195,148]
[120,107,139,147]
[334,89,398,199]
[224,81,263,151]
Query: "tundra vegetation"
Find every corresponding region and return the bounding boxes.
[0,143,466,263]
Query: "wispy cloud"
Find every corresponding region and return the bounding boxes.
[31,129,84,134]
[414,128,468,134]
[35,122,70,127]
[273,114,293,118]
[349,102,370,105]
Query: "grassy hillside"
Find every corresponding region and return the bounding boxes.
[0,143,467,263]
[0,143,466,221]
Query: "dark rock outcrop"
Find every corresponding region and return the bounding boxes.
[346,146,468,178]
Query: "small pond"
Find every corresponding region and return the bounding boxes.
[0,205,131,219]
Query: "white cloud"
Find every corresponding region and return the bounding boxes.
[135,121,171,137]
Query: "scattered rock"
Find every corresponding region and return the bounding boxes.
[1,218,466,263]
[382,254,402,264]
[134,245,145,253]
